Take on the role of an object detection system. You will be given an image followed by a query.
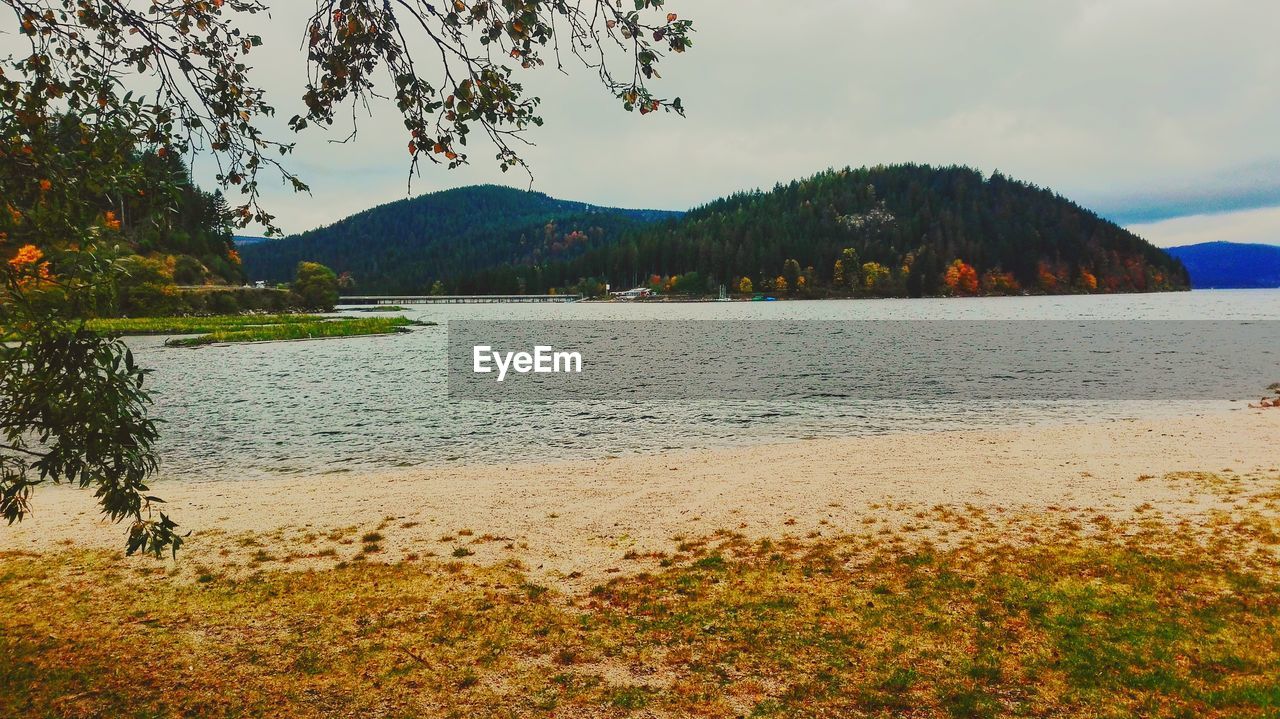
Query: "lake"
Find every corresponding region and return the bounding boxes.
[133,289,1280,482]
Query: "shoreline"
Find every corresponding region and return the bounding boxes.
[4,407,1277,587]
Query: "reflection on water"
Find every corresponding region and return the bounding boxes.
[134,290,1280,482]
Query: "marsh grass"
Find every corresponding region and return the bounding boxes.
[87,314,326,335]
[82,314,425,346]
[165,316,422,346]
[3,473,1280,718]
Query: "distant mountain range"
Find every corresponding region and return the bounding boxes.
[1164,242,1280,289]
[240,167,1190,297]
[233,235,270,247]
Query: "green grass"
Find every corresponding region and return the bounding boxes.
[86,314,429,346]
[161,316,423,346]
[87,314,328,335]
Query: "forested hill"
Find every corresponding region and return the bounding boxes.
[238,185,682,294]
[1165,242,1280,289]
[458,165,1189,297]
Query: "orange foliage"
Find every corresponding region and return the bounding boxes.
[8,244,43,269]
[1079,268,1098,291]
[861,262,890,289]
[944,259,979,296]
[1036,262,1059,292]
[980,269,1021,295]
[227,248,242,265]
[7,244,53,286]
[103,211,121,232]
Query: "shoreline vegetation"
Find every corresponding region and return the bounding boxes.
[85,314,426,347]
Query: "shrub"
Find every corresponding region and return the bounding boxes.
[173,255,207,286]
[292,262,339,311]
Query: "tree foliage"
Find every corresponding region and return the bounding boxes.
[448,165,1190,297]
[0,246,183,556]
[239,185,679,292]
[292,261,339,311]
[2,0,695,554]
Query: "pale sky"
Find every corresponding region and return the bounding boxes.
[8,1,1280,246]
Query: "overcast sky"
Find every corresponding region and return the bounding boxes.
[20,1,1280,246]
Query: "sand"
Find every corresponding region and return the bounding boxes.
[3,407,1278,585]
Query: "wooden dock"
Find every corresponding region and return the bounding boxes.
[341,294,580,305]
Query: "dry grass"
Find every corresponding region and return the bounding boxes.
[3,473,1280,718]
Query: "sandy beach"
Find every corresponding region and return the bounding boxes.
[5,407,1277,586]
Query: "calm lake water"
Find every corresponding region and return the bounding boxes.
[133,289,1280,482]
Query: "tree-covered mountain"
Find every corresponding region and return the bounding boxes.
[242,166,1189,298]
[1165,242,1280,289]
[459,165,1188,297]
[238,185,682,294]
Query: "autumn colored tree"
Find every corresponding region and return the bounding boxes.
[738,276,753,294]
[841,248,864,290]
[832,259,845,288]
[1036,262,1061,293]
[944,259,979,296]
[2,0,695,554]
[782,259,802,291]
[861,261,890,290]
[980,268,1021,295]
[774,275,788,293]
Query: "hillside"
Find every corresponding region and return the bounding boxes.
[1165,242,1280,289]
[459,165,1189,297]
[242,167,1189,298]
[238,185,682,294]
[1,116,243,287]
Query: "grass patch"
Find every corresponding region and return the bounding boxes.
[87,314,327,335]
[83,314,428,346]
[3,480,1280,717]
[165,316,423,346]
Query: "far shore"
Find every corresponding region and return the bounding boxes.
[4,407,1277,588]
